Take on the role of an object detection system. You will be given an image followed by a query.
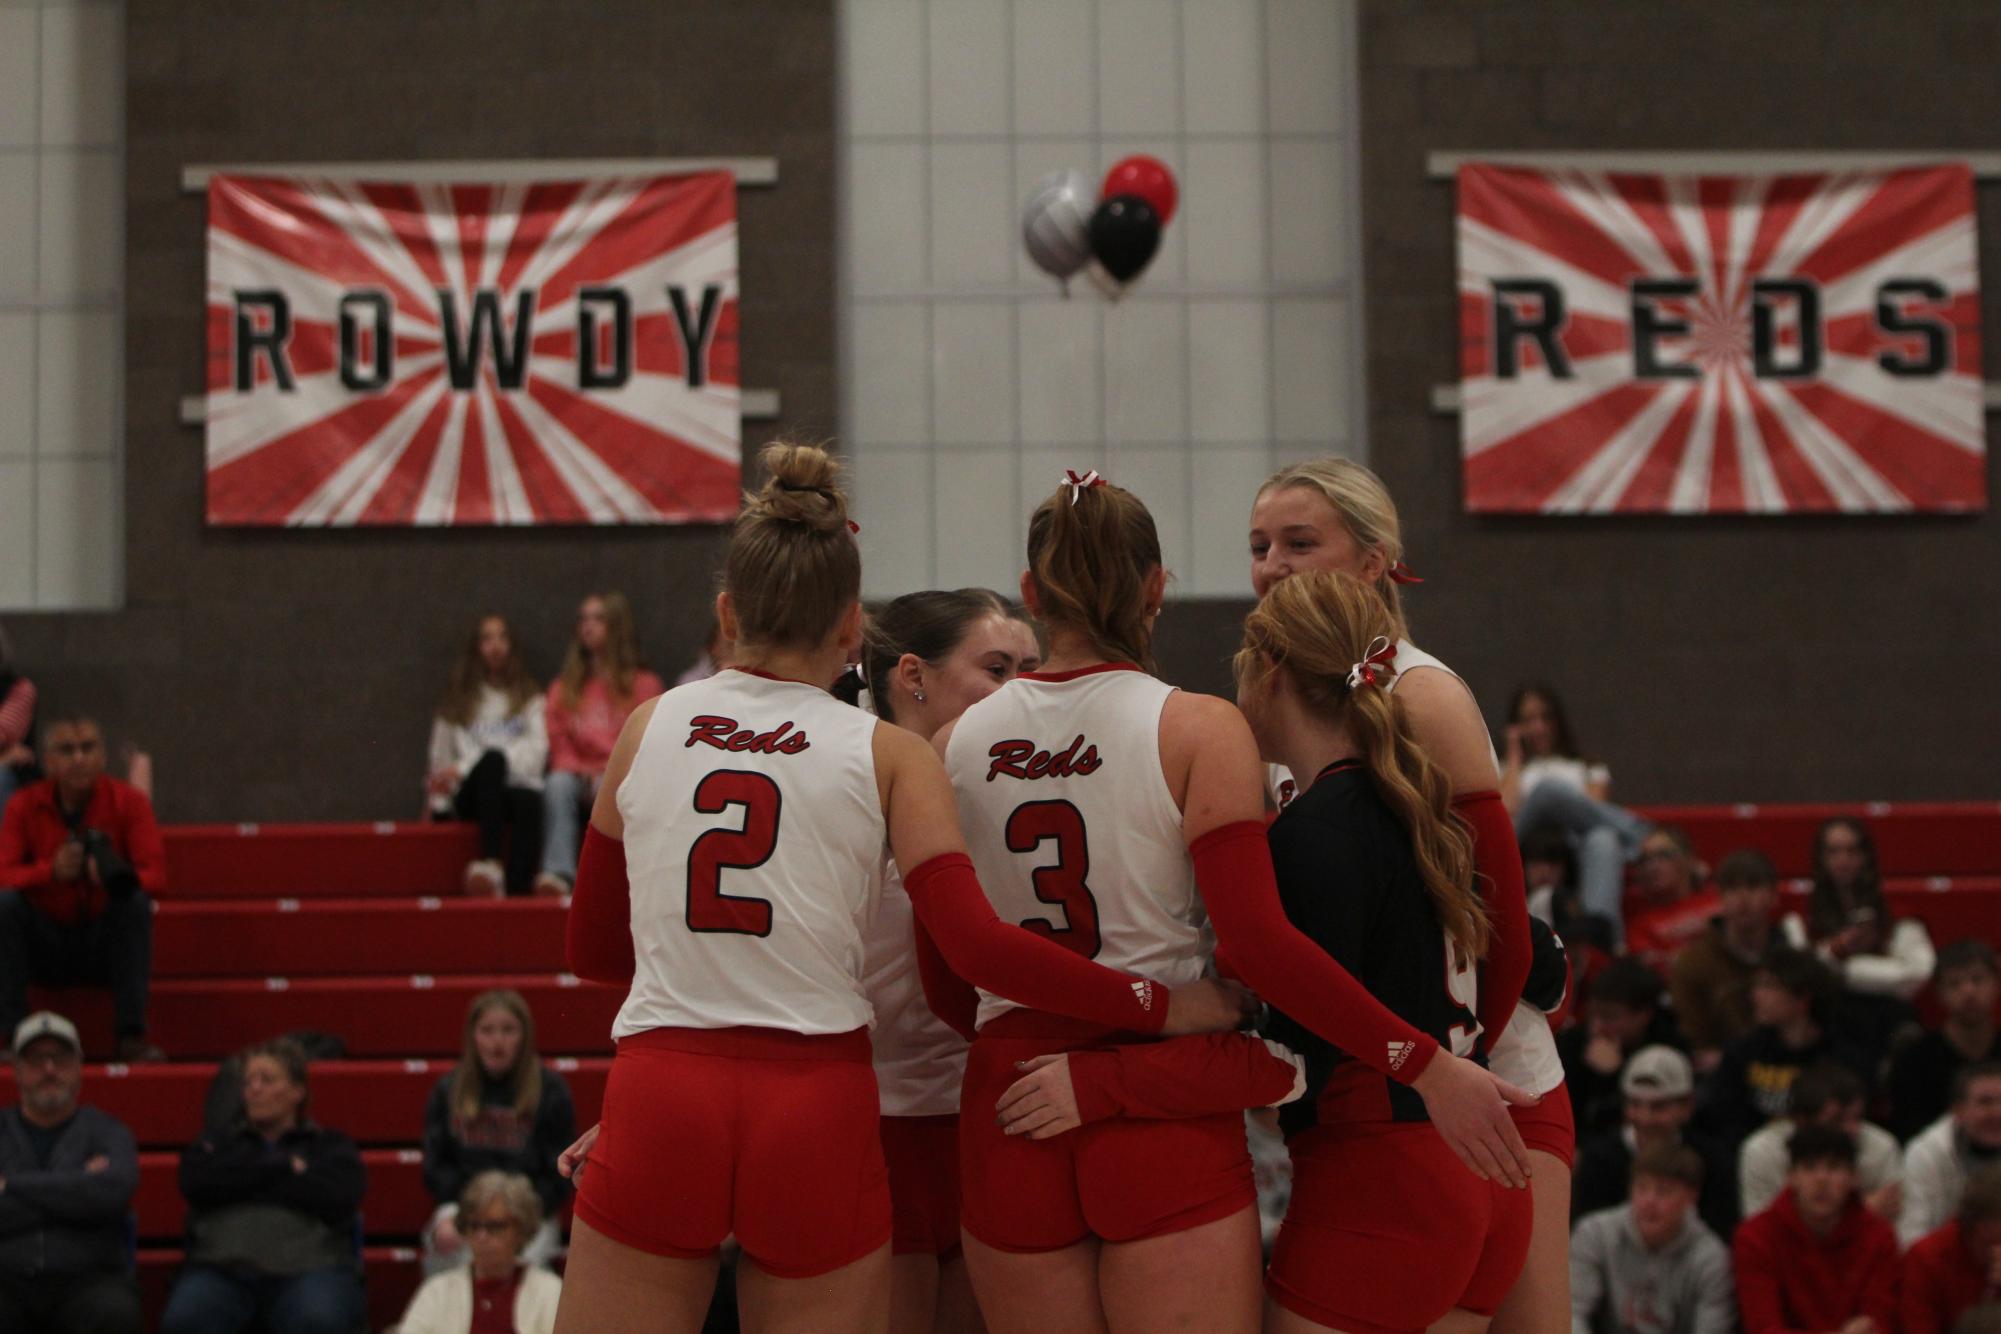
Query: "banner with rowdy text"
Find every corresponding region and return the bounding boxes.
[1457,164,1984,514]
[205,171,740,526]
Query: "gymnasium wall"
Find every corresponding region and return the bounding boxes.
[1289,0,2001,805]
[7,0,839,821]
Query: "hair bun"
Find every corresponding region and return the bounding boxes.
[751,441,851,534]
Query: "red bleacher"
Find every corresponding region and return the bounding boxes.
[20,807,2001,1329]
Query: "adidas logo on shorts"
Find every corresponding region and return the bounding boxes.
[1131,980,1154,1011]
[1386,1040,1415,1071]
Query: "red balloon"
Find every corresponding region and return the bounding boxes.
[1102,155,1178,227]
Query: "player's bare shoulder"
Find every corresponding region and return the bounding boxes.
[1391,666,1498,791]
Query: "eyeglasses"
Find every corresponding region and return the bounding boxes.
[460,1218,519,1237]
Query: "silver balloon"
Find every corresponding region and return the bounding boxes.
[1021,169,1094,290]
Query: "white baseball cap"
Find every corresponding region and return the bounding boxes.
[12,1011,81,1056]
[1621,1044,1694,1101]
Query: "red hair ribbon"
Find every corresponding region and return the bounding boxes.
[847,519,861,534]
[1346,635,1397,690]
[1060,468,1107,505]
[1388,561,1423,585]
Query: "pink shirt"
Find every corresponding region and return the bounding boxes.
[546,671,664,775]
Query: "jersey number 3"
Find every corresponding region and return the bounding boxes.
[1006,800,1102,959]
[686,770,781,936]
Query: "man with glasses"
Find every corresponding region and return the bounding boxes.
[0,1010,142,1333]
[0,716,166,1062]
[1625,826,1721,971]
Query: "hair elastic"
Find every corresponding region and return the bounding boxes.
[1346,636,1397,690]
[1060,468,1107,505]
[1388,561,1424,585]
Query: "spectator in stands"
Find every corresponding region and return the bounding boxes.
[161,1037,366,1334]
[534,592,663,895]
[397,1171,562,1334]
[1895,942,2001,1142]
[672,613,732,688]
[1671,848,1784,1073]
[1903,1166,2001,1334]
[421,990,574,1276]
[1782,816,1935,1068]
[1572,1044,1740,1241]
[1702,945,1870,1145]
[1558,957,1687,1135]
[0,624,36,815]
[1734,1123,1898,1334]
[0,1011,141,1333]
[1499,682,1649,935]
[0,715,165,1062]
[1903,1063,2001,1248]
[1570,1142,1735,1334]
[1522,822,1617,957]
[428,613,548,897]
[1625,826,1721,970]
[1740,1062,1902,1221]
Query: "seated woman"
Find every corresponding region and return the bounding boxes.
[421,990,574,1276]
[161,1038,366,1334]
[396,1171,562,1334]
[1782,816,1935,1068]
[0,622,39,812]
[534,592,663,894]
[428,613,548,896]
[1501,682,1650,937]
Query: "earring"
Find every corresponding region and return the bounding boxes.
[914,690,927,703]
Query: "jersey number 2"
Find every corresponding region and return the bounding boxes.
[686,770,780,936]
[1005,800,1102,959]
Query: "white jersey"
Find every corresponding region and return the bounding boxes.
[946,666,1209,1030]
[612,669,886,1040]
[861,860,966,1115]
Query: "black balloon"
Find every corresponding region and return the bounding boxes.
[1087,193,1162,284]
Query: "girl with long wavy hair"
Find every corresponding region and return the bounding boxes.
[535,592,664,895]
[428,613,547,895]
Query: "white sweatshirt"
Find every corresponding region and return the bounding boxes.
[427,685,549,796]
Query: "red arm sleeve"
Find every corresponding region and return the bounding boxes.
[1454,790,1529,1046]
[1191,820,1439,1085]
[1067,1034,1305,1124]
[567,825,635,983]
[911,917,979,1042]
[121,789,167,895]
[902,853,1165,1036]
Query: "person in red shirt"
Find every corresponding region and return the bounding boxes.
[1734,1122,1898,1334]
[1904,1167,2001,1334]
[0,717,166,1061]
[1625,826,1721,968]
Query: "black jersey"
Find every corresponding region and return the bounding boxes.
[1263,761,1483,1135]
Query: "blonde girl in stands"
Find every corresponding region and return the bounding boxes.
[1245,457,1567,1334]
[535,592,665,895]
[932,471,1533,1334]
[553,443,1249,1334]
[428,613,548,896]
[419,989,576,1277]
[843,587,1039,1334]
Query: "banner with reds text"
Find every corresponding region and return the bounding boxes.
[1457,163,1984,514]
[205,171,741,526]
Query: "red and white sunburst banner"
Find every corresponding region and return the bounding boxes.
[1457,163,1985,514]
[205,171,741,527]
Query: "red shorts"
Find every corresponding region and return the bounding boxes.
[1268,1122,1533,1334]
[959,1016,1256,1252]
[1511,1081,1575,1169]
[575,1026,891,1279]
[882,1114,962,1257]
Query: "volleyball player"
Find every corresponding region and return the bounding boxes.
[552,445,1247,1334]
[1247,458,1571,1334]
[933,472,1534,1334]
[847,588,1040,1334]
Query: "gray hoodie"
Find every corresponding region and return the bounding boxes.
[1571,1203,1736,1334]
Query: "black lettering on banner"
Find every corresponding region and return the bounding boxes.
[234,290,295,392]
[337,291,394,392]
[1875,278,1951,378]
[1751,278,1822,379]
[1630,277,1700,380]
[439,288,535,390]
[1490,279,1572,380]
[668,283,723,390]
[577,286,633,390]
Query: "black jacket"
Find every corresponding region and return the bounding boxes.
[421,1066,574,1215]
[179,1120,365,1275]
[0,1104,138,1278]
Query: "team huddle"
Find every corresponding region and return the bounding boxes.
[547,445,1572,1334]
